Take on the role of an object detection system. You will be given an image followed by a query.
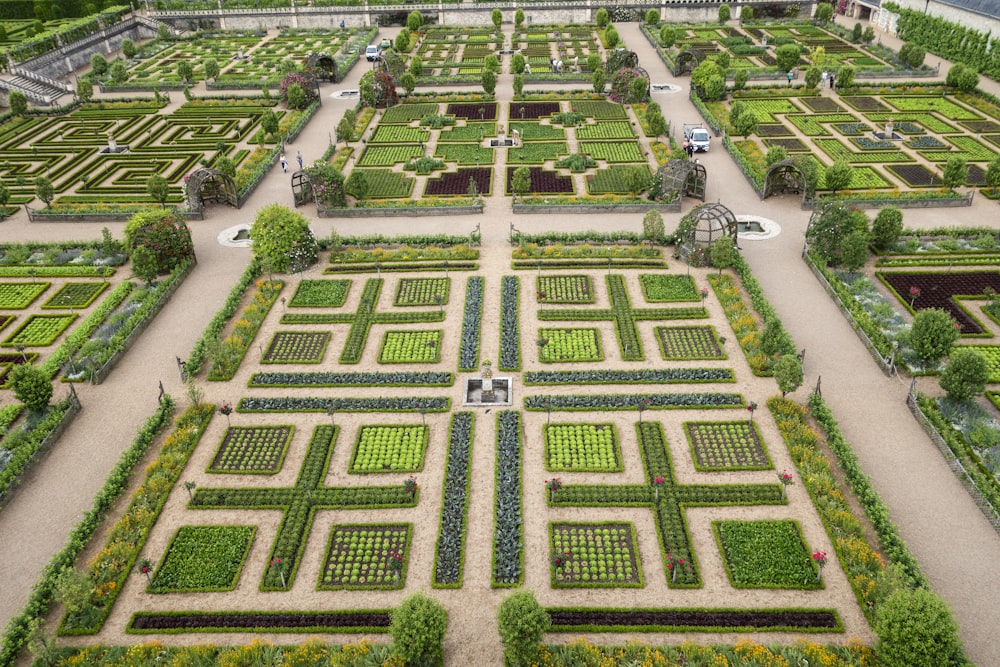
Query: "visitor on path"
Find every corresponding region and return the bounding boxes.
[829,73,835,90]
[340,19,345,29]
[821,70,828,85]
[787,71,793,85]
[684,139,694,159]
[296,151,303,169]
[280,154,287,172]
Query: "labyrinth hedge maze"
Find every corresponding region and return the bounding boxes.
[0,99,290,212]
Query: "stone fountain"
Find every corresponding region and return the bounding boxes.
[463,360,512,407]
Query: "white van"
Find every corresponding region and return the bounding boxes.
[365,45,381,61]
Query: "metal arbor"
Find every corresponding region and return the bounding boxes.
[763,157,807,199]
[673,50,699,76]
[291,170,313,207]
[657,158,707,201]
[305,52,338,82]
[677,202,738,264]
[184,167,237,213]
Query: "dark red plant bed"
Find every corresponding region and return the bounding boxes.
[764,138,808,152]
[886,164,942,187]
[506,167,574,194]
[880,271,1000,334]
[425,167,492,196]
[841,96,890,112]
[799,97,844,113]
[128,610,391,633]
[446,102,497,120]
[962,120,1000,133]
[756,123,792,137]
[966,164,987,186]
[546,608,841,632]
[508,102,561,120]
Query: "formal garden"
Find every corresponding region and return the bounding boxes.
[0,3,992,664]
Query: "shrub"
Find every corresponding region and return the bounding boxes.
[604,25,619,49]
[395,28,410,53]
[515,8,524,27]
[130,245,159,285]
[407,10,423,32]
[776,43,802,72]
[875,588,964,667]
[390,593,448,667]
[89,53,108,76]
[249,203,318,273]
[718,3,731,23]
[871,208,903,250]
[124,209,194,274]
[732,69,749,91]
[645,9,659,25]
[592,69,606,94]
[595,7,609,28]
[840,230,870,272]
[837,65,856,88]
[824,159,854,192]
[710,236,737,273]
[765,146,788,166]
[498,590,550,667]
[805,66,822,88]
[942,156,968,190]
[910,308,959,363]
[76,79,93,103]
[145,174,170,206]
[512,53,525,74]
[512,74,523,98]
[34,176,53,207]
[8,364,52,413]
[642,210,665,243]
[940,349,989,401]
[814,2,833,23]
[805,202,868,265]
[279,72,318,109]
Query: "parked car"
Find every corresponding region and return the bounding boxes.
[683,123,711,152]
[365,44,381,61]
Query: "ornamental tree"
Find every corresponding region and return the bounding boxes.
[824,159,854,192]
[645,9,659,25]
[875,588,964,667]
[710,236,737,274]
[280,72,318,109]
[595,7,609,28]
[491,8,502,29]
[250,203,318,273]
[909,308,960,363]
[728,101,758,139]
[395,28,410,53]
[659,25,676,48]
[940,349,990,401]
[871,207,903,250]
[642,210,665,244]
[512,166,531,200]
[8,364,53,413]
[512,53,525,74]
[7,90,28,116]
[515,8,525,27]
[130,245,159,285]
[481,69,497,96]
[942,156,968,190]
[774,354,804,397]
[718,3,731,23]
[985,156,1000,193]
[145,173,170,207]
[34,176,54,208]
[124,209,194,273]
[775,43,802,72]
[407,10,423,32]
[203,57,220,81]
[390,593,448,667]
[765,146,789,166]
[806,201,869,265]
[109,61,128,84]
[76,79,93,102]
[498,590,550,667]
[814,2,833,23]
[176,60,193,83]
[840,229,870,272]
[90,53,108,76]
[837,64,856,88]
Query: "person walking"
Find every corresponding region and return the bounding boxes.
[829,73,835,90]
[787,70,793,85]
[280,154,287,172]
[296,151,303,169]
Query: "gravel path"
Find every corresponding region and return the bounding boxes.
[0,17,999,666]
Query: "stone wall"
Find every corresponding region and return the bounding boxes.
[23,21,156,81]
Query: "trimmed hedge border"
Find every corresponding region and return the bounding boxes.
[433,412,474,588]
[126,609,391,634]
[59,403,213,635]
[237,396,451,413]
[523,368,734,384]
[458,277,483,372]
[492,410,523,587]
[248,371,454,388]
[499,275,521,371]
[524,392,744,411]
[0,397,176,663]
[0,397,79,509]
[185,259,261,376]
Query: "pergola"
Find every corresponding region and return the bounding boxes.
[184,167,237,213]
